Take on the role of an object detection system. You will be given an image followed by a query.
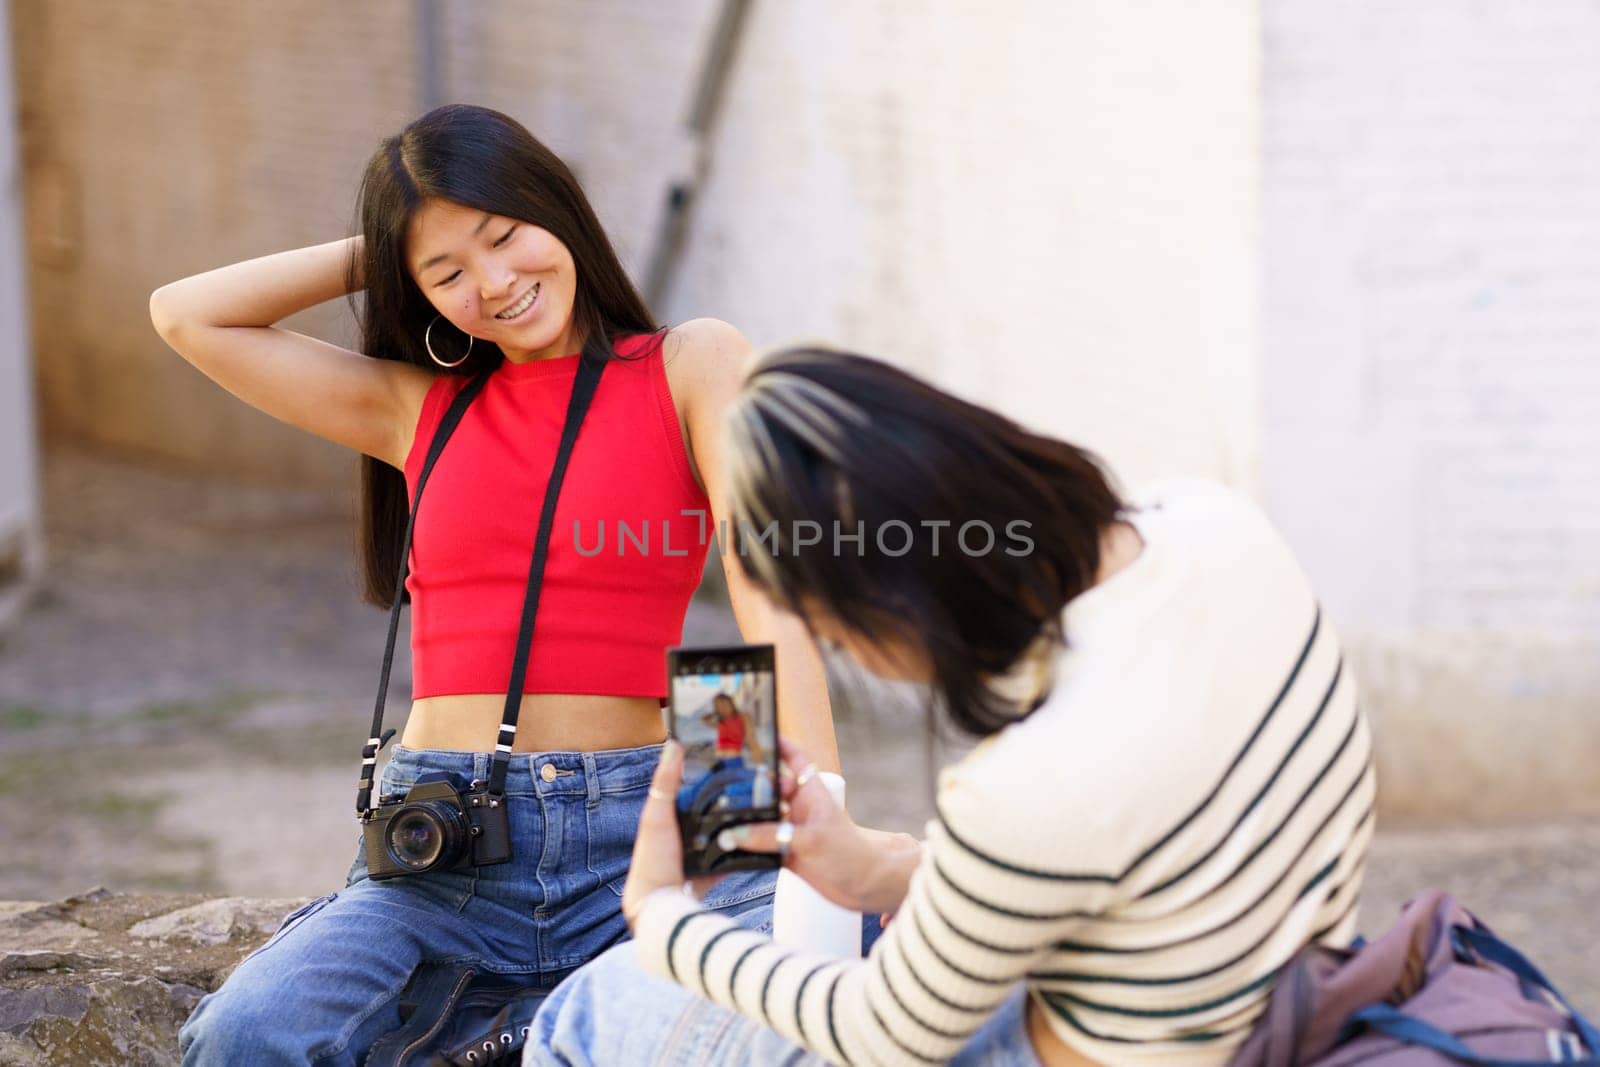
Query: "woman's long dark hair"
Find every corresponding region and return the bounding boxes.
[724,348,1126,738]
[346,104,659,606]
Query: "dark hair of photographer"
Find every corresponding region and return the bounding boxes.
[349,104,660,606]
[724,346,1125,737]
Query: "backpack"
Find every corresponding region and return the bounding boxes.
[1230,890,1599,1066]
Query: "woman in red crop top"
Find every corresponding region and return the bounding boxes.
[153,104,840,1065]
[703,693,765,764]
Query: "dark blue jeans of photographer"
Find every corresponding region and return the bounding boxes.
[179,744,775,1066]
[676,756,758,814]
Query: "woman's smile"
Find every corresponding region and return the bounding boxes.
[493,280,541,323]
[406,197,582,362]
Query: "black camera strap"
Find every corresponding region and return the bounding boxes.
[486,352,603,796]
[357,353,605,816]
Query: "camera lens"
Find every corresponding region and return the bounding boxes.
[384,800,469,872]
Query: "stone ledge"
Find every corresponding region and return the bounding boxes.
[0,888,307,1066]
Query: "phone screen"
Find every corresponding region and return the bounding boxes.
[667,643,781,876]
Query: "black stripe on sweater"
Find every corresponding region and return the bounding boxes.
[907,897,1013,986]
[925,890,1038,956]
[1115,605,1324,882]
[1035,811,1370,986]
[865,995,946,1065]
[934,809,1118,885]
[824,969,858,1067]
[1137,659,1347,900]
[1309,869,1363,946]
[664,910,705,985]
[696,925,742,997]
[793,961,829,1049]
[759,954,787,1028]
[898,939,997,1013]
[875,949,980,1041]
[725,939,764,1014]
[931,855,1092,922]
[1053,765,1373,957]
[937,607,1324,885]
[1047,964,1277,1020]
[1051,788,1372,963]
[1177,705,1365,908]
[1092,713,1367,956]
[1040,991,1261,1045]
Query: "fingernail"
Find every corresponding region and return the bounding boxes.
[662,740,680,766]
[717,826,749,851]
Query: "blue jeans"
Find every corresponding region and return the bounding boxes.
[179,744,775,1066]
[527,936,1043,1066]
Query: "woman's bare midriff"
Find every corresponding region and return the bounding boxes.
[1027,994,1104,1066]
[400,693,667,753]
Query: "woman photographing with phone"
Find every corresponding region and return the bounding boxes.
[535,349,1374,1066]
[150,104,837,1064]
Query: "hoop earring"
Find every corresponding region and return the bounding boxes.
[424,315,474,368]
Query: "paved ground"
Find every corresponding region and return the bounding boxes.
[2,446,1595,1012]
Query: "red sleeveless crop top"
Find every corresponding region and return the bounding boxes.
[716,714,747,753]
[402,333,712,699]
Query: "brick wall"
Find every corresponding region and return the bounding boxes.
[12,0,715,487]
[0,0,43,631]
[1263,0,1600,817]
[16,1,414,485]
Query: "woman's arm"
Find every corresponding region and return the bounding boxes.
[148,237,435,469]
[666,318,841,773]
[843,827,920,914]
[626,740,1094,1066]
[717,739,920,914]
[741,712,768,765]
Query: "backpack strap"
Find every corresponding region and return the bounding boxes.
[1347,924,1600,1067]
[1348,1003,1597,1067]
[1456,925,1600,1058]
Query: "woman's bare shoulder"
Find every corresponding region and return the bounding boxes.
[657,319,751,429]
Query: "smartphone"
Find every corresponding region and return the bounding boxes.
[667,643,781,877]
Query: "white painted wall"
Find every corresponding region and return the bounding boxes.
[1264,1,1600,818]
[0,0,44,631]
[663,0,1263,496]
[15,0,1590,818]
[435,0,720,280]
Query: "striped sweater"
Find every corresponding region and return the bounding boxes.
[635,479,1375,1065]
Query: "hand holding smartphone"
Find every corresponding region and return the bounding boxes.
[667,644,782,877]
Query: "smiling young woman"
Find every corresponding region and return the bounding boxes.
[150,104,838,1065]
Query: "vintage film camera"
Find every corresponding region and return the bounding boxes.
[361,772,512,880]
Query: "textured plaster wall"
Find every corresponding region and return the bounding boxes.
[662,0,1263,494]
[1264,1,1600,819]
